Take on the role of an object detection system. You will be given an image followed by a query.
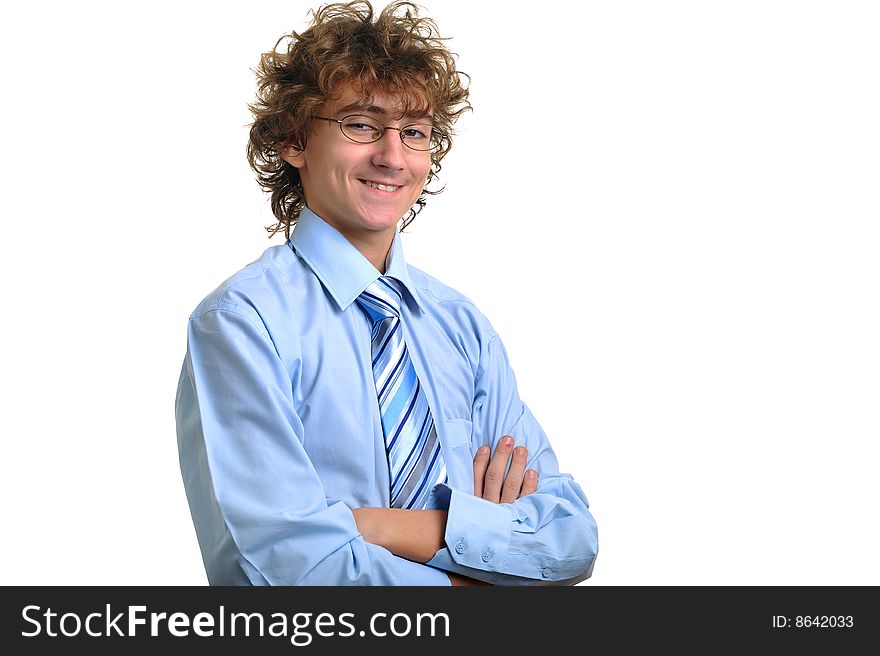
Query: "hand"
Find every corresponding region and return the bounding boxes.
[473,436,538,504]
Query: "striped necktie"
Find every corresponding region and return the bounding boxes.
[356,277,446,509]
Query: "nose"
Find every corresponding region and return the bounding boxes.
[370,128,407,171]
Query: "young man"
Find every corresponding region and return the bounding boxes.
[176,1,598,585]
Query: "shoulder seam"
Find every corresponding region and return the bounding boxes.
[190,304,266,335]
[417,285,476,306]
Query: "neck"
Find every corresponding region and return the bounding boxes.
[303,207,397,273]
[344,229,395,274]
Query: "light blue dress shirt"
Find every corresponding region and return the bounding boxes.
[176,208,598,585]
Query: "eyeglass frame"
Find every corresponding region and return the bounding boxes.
[312,114,444,152]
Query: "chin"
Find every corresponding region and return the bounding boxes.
[360,212,407,231]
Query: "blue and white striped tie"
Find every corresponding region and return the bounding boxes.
[356,277,446,509]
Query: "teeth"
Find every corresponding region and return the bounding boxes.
[364,180,400,192]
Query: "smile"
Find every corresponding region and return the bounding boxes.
[360,180,401,192]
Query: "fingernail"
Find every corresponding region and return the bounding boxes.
[478,446,490,455]
[502,436,513,446]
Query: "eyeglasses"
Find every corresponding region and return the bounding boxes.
[313,114,443,152]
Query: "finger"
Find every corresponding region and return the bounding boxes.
[520,468,539,497]
[472,446,490,497]
[483,436,514,503]
[500,446,528,504]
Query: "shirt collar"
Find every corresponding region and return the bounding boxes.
[288,206,425,313]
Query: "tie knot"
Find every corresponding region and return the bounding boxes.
[356,276,404,324]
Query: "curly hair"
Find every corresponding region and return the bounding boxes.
[247,1,471,238]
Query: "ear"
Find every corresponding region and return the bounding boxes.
[281,144,306,169]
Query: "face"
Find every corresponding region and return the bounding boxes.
[283,84,433,249]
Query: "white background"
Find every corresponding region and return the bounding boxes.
[1,1,877,585]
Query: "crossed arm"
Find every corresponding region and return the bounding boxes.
[181,305,597,584]
[352,436,537,585]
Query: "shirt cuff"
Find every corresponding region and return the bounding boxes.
[437,485,513,573]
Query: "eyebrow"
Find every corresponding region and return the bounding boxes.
[336,101,433,122]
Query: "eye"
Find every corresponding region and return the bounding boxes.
[402,125,430,140]
[342,116,380,132]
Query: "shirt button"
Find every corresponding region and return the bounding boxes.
[481,551,492,562]
[541,567,552,578]
[455,541,466,554]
